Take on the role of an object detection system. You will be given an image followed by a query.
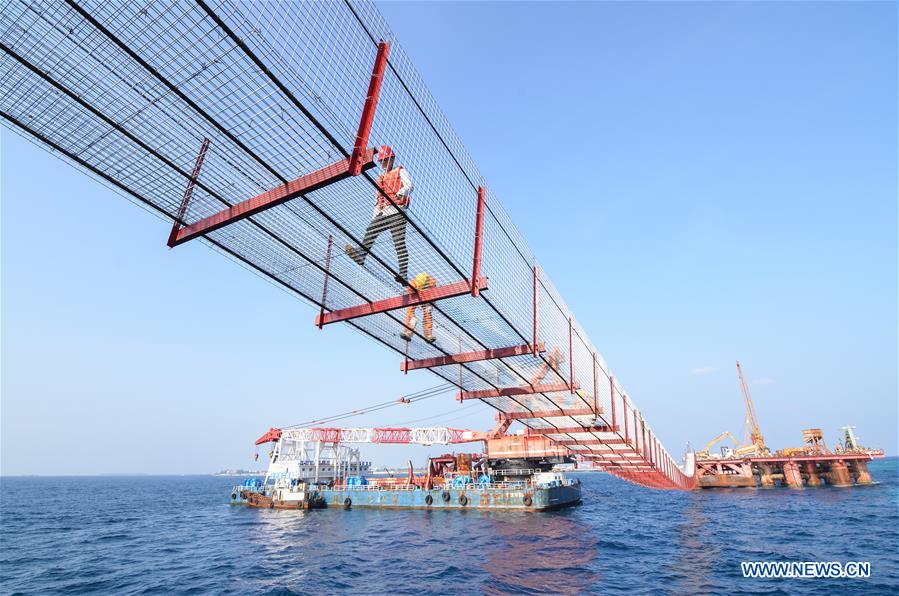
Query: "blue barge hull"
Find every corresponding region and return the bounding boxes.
[318,484,581,511]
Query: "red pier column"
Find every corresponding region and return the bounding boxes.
[850,460,872,485]
[804,461,823,487]
[827,460,853,487]
[782,461,804,488]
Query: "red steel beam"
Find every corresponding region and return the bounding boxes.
[579,453,645,460]
[623,393,629,445]
[568,317,575,394]
[532,266,540,355]
[318,235,333,330]
[400,341,544,372]
[167,137,210,247]
[171,150,375,247]
[497,406,596,421]
[349,41,390,175]
[471,187,486,297]
[610,375,617,431]
[317,276,488,327]
[634,409,640,455]
[458,380,578,401]
[552,439,630,446]
[525,425,618,435]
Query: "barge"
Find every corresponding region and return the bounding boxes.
[230,426,581,511]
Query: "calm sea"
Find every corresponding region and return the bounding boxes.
[1,458,896,595]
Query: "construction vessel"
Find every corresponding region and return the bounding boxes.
[231,426,581,511]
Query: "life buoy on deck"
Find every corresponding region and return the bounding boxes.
[459,494,468,507]
[231,492,237,500]
[523,494,533,507]
[344,497,352,510]
[425,494,433,506]
[441,491,451,502]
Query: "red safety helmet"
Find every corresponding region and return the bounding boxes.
[376,145,395,161]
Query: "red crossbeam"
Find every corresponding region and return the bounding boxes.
[317,276,488,327]
[498,406,597,420]
[170,151,375,247]
[552,439,629,446]
[525,425,618,435]
[401,341,544,372]
[457,381,578,401]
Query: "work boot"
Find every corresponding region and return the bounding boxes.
[424,335,436,344]
[400,330,413,341]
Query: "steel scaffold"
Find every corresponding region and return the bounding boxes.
[0,0,694,489]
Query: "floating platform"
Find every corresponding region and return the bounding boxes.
[695,452,881,489]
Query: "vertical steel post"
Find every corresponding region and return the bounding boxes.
[641,417,647,461]
[458,336,463,388]
[532,265,540,355]
[318,235,333,330]
[349,41,390,176]
[592,352,599,415]
[471,186,486,296]
[623,393,629,445]
[610,376,617,430]
[634,409,639,455]
[167,137,210,248]
[569,317,575,394]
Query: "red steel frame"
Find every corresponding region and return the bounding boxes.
[169,152,375,247]
[168,42,390,248]
[525,425,617,435]
[317,276,488,327]
[497,407,596,421]
[533,266,540,355]
[623,393,629,445]
[349,41,390,175]
[318,235,333,330]
[457,381,579,401]
[610,375,617,431]
[553,439,629,446]
[568,317,575,394]
[167,137,210,247]
[634,409,640,455]
[471,186,486,297]
[401,341,544,372]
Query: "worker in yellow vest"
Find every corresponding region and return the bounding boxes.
[401,272,436,343]
[345,145,413,283]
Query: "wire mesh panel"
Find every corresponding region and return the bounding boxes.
[0,0,691,489]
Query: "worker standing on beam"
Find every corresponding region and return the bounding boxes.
[345,145,413,283]
[401,272,436,343]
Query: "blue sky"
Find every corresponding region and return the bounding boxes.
[2,1,896,474]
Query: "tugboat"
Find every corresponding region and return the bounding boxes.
[231,426,582,511]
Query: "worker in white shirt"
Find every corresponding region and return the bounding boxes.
[345,145,413,283]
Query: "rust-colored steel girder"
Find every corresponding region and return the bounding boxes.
[457,381,579,401]
[317,277,488,327]
[400,341,544,372]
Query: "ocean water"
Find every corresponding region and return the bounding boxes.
[1,458,896,595]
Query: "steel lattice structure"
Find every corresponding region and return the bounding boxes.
[0,0,694,489]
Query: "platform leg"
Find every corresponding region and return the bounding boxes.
[827,460,852,487]
[804,461,823,487]
[783,461,804,488]
[849,460,872,485]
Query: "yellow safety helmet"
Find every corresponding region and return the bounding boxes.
[413,272,431,287]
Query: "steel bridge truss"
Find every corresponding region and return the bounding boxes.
[0,0,693,490]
